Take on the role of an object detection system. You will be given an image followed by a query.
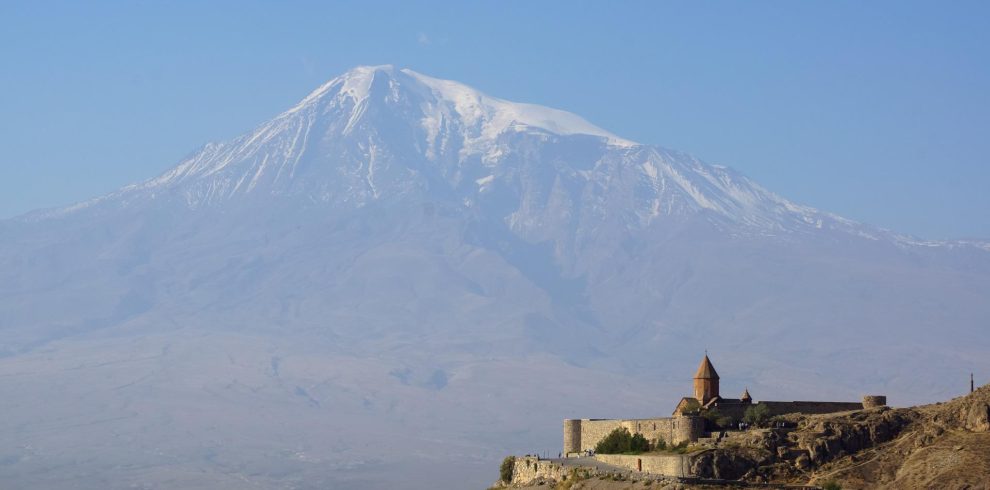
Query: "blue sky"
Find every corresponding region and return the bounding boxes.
[1,1,987,239]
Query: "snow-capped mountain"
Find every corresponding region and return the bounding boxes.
[1,66,988,490]
[46,65,981,251]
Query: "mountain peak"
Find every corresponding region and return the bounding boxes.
[289,64,398,113]
[287,66,637,149]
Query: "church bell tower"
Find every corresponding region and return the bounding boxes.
[693,354,720,405]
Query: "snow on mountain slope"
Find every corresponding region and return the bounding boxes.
[30,65,984,253]
[401,67,637,151]
[148,65,632,188]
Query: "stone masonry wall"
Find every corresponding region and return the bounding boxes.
[714,401,868,423]
[594,453,693,477]
[510,455,690,486]
[862,395,887,408]
[571,417,703,453]
[760,401,864,416]
[510,457,565,485]
[575,419,622,452]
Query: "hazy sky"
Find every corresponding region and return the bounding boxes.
[1,1,987,239]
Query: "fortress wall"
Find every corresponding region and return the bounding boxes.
[563,419,582,453]
[512,455,691,485]
[576,419,622,452]
[711,400,872,422]
[510,457,565,485]
[621,418,675,446]
[760,401,864,416]
[674,416,705,444]
[862,395,887,408]
[709,404,748,421]
[594,453,693,477]
[573,417,703,452]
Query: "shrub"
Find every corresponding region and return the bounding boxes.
[500,456,515,483]
[743,404,771,426]
[821,481,842,490]
[653,438,667,451]
[555,469,589,490]
[594,427,651,454]
[630,433,650,452]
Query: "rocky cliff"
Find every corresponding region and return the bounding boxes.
[688,384,990,488]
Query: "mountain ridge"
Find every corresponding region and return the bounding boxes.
[17,66,988,252]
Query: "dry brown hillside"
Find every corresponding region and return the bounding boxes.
[688,384,990,488]
[803,384,990,489]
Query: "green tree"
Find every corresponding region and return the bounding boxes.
[743,404,770,426]
[594,427,651,454]
[499,456,515,483]
[630,432,650,452]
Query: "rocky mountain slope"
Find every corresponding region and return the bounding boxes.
[685,384,990,488]
[0,66,988,489]
[803,384,990,488]
[684,385,990,488]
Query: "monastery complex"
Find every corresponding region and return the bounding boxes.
[563,355,886,455]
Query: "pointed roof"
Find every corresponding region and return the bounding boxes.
[694,354,719,379]
[740,388,751,401]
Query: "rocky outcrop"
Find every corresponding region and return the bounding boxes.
[805,385,990,489]
[964,400,989,432]
[793,407,915,465]
[686,385,990,488]
[689,448,771,480]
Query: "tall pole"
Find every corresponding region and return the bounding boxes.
[972,373,975,393]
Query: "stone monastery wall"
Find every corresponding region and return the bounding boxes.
[761,401,864,416]
[712,400,867,421]
[593,453,692,477]
[563,416,704,454]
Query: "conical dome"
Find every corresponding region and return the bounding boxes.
[692,354,720,404]
[694,355,719,379]
[741,388,752,402]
